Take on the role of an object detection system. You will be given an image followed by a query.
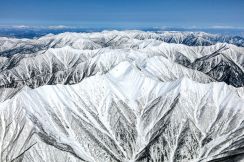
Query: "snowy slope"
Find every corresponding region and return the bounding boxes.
[0,31,244,162]
[0,31,243,89]
[1,62,244,162]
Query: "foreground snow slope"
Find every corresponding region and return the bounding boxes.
[1,62,244,162]
[0,31,244,162]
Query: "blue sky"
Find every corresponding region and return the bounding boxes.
[0,0,243,28]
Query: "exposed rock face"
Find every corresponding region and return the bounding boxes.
[0,31,244,162]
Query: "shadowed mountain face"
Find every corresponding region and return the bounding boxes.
[0,30,244,162]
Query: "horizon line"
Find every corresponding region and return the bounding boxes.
[1,25,244,30]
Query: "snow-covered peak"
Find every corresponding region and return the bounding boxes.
[0,30,244,162]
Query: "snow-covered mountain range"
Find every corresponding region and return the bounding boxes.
[0,30,244,162]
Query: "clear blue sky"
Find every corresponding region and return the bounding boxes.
[0,0,243,28]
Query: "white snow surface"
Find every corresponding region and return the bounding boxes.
[0,30,244,162]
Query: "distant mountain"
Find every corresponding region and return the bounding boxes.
[1,30,244,57]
